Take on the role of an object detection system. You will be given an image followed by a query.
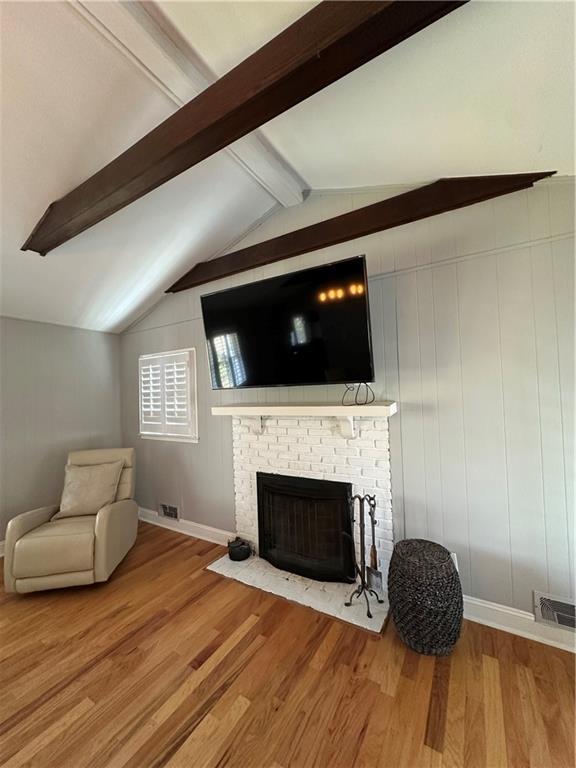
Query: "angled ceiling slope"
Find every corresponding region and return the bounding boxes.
[72,0,307,209]
[0,1,278,333]
[162,0,575,188]
[22,0,468,255]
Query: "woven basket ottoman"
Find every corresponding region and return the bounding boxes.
[387,539,463,656]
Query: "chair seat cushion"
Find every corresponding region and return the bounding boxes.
[12,516,95,579]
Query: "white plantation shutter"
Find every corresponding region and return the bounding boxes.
[138,349,197,441]
[140,362,162,428]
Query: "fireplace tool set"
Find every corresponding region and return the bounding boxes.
[343,494,384,618]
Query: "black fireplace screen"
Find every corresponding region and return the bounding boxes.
[257,472,355,583]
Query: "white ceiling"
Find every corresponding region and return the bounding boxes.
[0,1,276,332]
[1,1,573,333]
[160,0,575,188]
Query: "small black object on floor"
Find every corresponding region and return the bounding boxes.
[228,537,252,561]
[388,538,463,656]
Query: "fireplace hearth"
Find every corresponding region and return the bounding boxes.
[257,472,355,583]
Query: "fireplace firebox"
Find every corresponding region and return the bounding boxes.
[257,472,355,583]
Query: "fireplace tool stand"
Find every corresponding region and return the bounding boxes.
[344,494,384,618]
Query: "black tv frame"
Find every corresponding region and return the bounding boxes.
[200,255,375,390]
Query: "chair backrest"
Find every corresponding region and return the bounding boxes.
[67,448,135,501]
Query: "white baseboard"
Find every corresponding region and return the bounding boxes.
[137,512,574,653]
[138,508,233,547]
[464,595,575,653]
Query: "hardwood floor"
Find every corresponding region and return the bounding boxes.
[1,522,574,768]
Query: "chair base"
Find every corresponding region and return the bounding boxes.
[13,570,95,594]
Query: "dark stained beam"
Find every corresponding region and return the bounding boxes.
[23,1,469,255]
[168,172,556,292]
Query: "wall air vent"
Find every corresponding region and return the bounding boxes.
[533,591,575,631]
[159,504,179,520]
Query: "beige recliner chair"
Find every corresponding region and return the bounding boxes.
[4,448,138,594]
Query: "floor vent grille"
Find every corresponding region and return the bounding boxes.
[534,591,575,631]
[159,504,179,520]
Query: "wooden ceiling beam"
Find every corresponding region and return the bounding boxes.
[167,172,556,292]
[22,0,468,255]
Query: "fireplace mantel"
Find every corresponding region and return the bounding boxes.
[211,401,397,438]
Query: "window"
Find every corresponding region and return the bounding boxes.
[207,333,246,389]
[139,349,198,442]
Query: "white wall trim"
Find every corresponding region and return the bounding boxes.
[373,232,573,282]
[138,507,233,547]
[69,0,306,208]
[464,595,575,653]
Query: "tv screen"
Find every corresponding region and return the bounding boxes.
[201,256,374,389]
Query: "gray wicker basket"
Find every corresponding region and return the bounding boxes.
[387,539,463,656]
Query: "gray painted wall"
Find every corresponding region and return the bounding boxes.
[121,178,574,611]
[0,317,122,538]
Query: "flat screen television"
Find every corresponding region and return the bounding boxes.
[201,256,374,389]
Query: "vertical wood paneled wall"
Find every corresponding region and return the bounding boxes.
[370,234,573,610]
[122,178,574,612]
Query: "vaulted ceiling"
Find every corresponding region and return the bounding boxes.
[161,0,574,188]
[1,1,573,332]
[0,2,279,332]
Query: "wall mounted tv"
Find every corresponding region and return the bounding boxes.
[201,256,374,390]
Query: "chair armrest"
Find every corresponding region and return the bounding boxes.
[4,505,59,593]
[94,499,138,582]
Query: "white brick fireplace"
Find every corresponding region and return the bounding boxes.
[232,415,394,571]
[209,402,397,630]
[213,403,397,569]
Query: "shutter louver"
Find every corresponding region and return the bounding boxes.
[164,361,188,424]
[139,349,197,441]
[140,363,162,425]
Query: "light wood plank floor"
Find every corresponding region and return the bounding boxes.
[1,522,574,768]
